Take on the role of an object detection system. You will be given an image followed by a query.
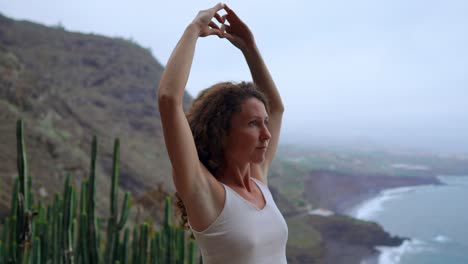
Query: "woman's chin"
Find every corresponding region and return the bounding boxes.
[251,155,266,164]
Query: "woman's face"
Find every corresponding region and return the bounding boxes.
[223,97,271,165]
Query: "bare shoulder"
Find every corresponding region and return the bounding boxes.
[180,163,226,232]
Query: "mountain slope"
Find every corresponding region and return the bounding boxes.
[0,13,193,217]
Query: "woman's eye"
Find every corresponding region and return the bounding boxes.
[249,121,257,126]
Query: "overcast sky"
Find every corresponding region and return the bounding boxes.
[2,0,467,153]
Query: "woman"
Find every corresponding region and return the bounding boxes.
[158,3,287,263]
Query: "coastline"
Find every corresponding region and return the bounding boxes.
[304,169,443,215]
[344,186,419,264]
[346,175,468,264]
[345,185,419,219]
[302,170,444,264]
[283,171,465,264]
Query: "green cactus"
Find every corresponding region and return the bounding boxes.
[52,195,62,264]
[131,226,139,264]
[62,174,74,264]
[140,223,149,264]
[120,228,130,264]
[32,236,41,264]
[79,213,90,264]
[96,217,104,262]
[177,228,186,264]
[87,135,100,264]
[15,120,39,263]
[21,243,30,264]
[154,232,162,263]
[1,120,202,264]
[105,138,131,264]
[28,175,34,209]
[164,197,172,230]
[8,178,18,262]
[76,181,89,264]
[188,240,197,264]
[16,120,29,230]
[0,240,3,264]
[150,233,157,264]
[1,218,7,263]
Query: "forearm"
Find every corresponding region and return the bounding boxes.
[158,24,200,105]
[243,44,285,113]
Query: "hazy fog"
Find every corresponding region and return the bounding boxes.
[2,0,467,153]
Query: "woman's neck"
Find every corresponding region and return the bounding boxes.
[217,162,254,191]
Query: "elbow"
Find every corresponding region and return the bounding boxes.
[277,104,285,114]
[157,79,184,109]
[271,103,285,115]
[157,91,182,112]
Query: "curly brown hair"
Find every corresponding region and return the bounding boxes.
[175,81,269,230]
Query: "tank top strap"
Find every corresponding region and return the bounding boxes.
[250,177,273,201]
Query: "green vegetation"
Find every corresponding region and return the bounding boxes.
[286,216,322,249]
[269,159,312,209]
[0,120,198,264]
[38,113,71,141]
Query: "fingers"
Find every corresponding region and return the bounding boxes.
[222,5,240,25]
[222,32,235,42]
[209,21,220,30]
[220,23,226,34]
[201,19,224,38]
[221,14,229,25]
[211,2,225,12]
[204,28,223,38]
[214,12,224,24]
[223,24,231,33]
[224,3,232,13]
[223,4,238,18]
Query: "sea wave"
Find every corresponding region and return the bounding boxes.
[377,239,429,264]
[432,235,451,243]
[354,176,468,264]
[351,187,415,220]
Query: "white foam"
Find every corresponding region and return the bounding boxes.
[308,208,334,216]
[352,187,414,220]
[377,239,429,264]
[433,235,451,243]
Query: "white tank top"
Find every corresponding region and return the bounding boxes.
[189,177,289,264]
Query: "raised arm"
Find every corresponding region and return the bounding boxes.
[222,4,285,183]
[158,3,224,199]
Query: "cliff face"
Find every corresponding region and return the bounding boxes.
[304,169,441,213]
[282,211,407,264]
[306,214,404,263]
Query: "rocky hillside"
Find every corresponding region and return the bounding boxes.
[0,13,195,220]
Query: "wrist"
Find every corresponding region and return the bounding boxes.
[241,42,259,57]
[186,23,202,37]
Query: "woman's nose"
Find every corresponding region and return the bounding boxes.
[261,125,271,141]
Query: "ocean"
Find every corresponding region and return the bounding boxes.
[350,175,468,264]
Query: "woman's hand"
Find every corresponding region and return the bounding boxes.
[221,4,256,51]
[191,3,225,37]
